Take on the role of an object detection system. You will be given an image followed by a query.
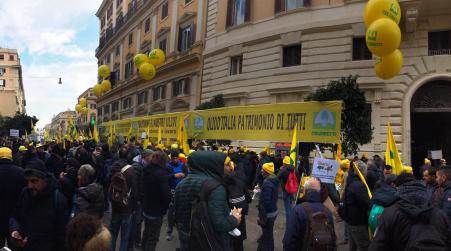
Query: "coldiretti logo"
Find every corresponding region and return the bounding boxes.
[194,115,204,134]
[313,108,336,130]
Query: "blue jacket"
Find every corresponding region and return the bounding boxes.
[260,174,279,215]
[168,160,187,189]
[283,191,335,251]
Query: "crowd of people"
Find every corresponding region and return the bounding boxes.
[0,136,450,251]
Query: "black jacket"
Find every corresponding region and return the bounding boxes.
[223,166,251,214]
[371,183,397,208]
[75,182,104,218]
[109,160,139,214]
[440,181,451,222]
[343,173,371,226]
[142,162,171,218]
[369,180,451,250]
[0,159,25,235]
[9,177,68,251]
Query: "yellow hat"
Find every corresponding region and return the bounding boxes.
[36,143,43,148]
[424,158,431,165]
[402,166,413,174]
[19,146,27,152]
[0,147,13,160]
[224,156,235,171]
[340,159,350,169]
[262,162,275,174]
[361,153,369,160]
[171,143,179,150]
[178,153,186,158]
[283,156,291,165]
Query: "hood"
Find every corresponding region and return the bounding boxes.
[371,183,397,207]
[303,191,321,203]
[397,180,431,219]
[265,174,279,186]
[78,183,103,201]
[188,151,226,181]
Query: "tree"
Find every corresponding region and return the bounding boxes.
[0,112,39,136]
[308,75,373,156]
[195,94,231,146]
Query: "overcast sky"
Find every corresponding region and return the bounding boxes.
[0,0,103,128]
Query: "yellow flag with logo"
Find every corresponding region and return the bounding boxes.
[181,116,190,154]
[157,126,162,145]
[335,143,342,162]
[289,123,298,166]
[385,123,403,175]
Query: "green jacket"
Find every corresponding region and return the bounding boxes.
[174,151,238,245]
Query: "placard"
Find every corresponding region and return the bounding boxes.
[9,129,19,137]
[311,157,340,184]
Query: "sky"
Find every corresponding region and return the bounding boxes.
[0,0,103,128]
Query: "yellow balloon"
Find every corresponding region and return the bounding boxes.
[101,79,112,92]
[374,49,403,80]
[81,107,88,115]
[93,84,103,97]
[364,0,401,28]
[133,54,150,68]
[75,104,82,113]
[148,49,165,66]
[98,65,111,78]
[79,98,87,107]
[366,18,401,57]
[139,63,156,80]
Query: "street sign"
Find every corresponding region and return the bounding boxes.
[9,129,19,137]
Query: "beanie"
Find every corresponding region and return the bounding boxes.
[24,158,48,179]
[283,156,291,165]
[0,147,12,160]
[262,162,275,175]
[19,146,27,152]
[340,159,350,169]
[141,149,154,158]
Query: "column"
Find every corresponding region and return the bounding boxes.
[169,0,179,53]
[196,0,204,42]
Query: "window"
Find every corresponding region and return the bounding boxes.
[185,0,192,4]
[90,104,97,109]
[104,105,110,114]
[0,68,5,76]
[428,30,451,55]
[283,44,302,67]
[172,78,190,97]
[153,85,166,101]
[145,18,151,33]
[111,68,120,86]
[161,1,169,20]
[159,38,167,54]
[116,0,123,8]
[125,60,134,79]
[275,0,310,13]
[0,55,3,60]
[115,44,121,56]
[226,0,250,27]
[98,107,103,116]
[352,37,372,61]
[137,91,148,105]
[105,54,111,64]
[128,32,133,46]
[230,56,243,75]
[122,97,132,110]
[9,55,14,61]
[101,16,106,29]
[107,5,113,20]
[0,80,5,87]
[178,24,194,52]
[112,101,119,112]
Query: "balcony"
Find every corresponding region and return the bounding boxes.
[96,0,150,55]
[429,49,451,56]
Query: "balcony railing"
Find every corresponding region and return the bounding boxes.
[96,0,149,55]
[429,49,451,56]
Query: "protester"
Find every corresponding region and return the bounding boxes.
[66,214,111,251]
[9,158,69,251]
[383,165,392,178]
[439,159,447,168]
[13,145,27,167]
[257,162,279,251]
[0,147,25,246]
[223,156,251,251]
[141,151,171,251]
[255,151,271,187]
[277,156,297,226]
[74,164,104,218]
[283,177,336,251]
[423,165,442,207]
[366,160,382,192]
[368,174,397,233]
[108,159,138,251]
[166,149,188,241]
[175,151,240,251]
[369,172,451,250]
[437,165,451,221]
[342,161,371,251]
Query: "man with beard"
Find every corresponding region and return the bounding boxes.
[9,158,69,251]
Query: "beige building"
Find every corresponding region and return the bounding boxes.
[202,0,451,167]
[95,0,206,124]
[50,111,77,139]
[76,88,98,130]
[0,48,26,117]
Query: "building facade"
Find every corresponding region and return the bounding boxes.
[202,0,451,166]
[0,48,26,117]
[50,111,77,138]
[95,0,207,124]
[76,88,98,130]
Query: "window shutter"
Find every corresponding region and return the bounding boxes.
[245,0,251,22]
[178,27,182,51]
[190,23,196,46]
[184,78,191,94]
[226,0,233,28]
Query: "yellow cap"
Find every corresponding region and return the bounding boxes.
[178,153,186,158]
[19,146,27,152]
[403,166,413,174]
[283,156,291,165]
[340,159,350,169]
[36,143,43,148]
[262,162,275,174]
[171,143,179,150]
[0,147,13,160]
[424,158,431,165]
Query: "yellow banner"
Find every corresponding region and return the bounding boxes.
[189,101,342,144]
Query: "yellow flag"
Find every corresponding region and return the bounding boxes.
[289,123,298,166]
[177,116,183,144]
[385,122,403,175]
[88,128,93,139]
[335,143,342,162]
[143,124,150,149]
[157,126,162,145]
[126,126,133,141]
[353,162,372,198]
[181,116,190,154]
[108,125,113,147]
[93,126,99,144]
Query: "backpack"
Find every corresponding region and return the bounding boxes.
[302,203,335,251]
[285,170,298,194]
[368,204,384,233]
[108,164,132,207]
[404,210,447,251]
[188,179,224,251]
